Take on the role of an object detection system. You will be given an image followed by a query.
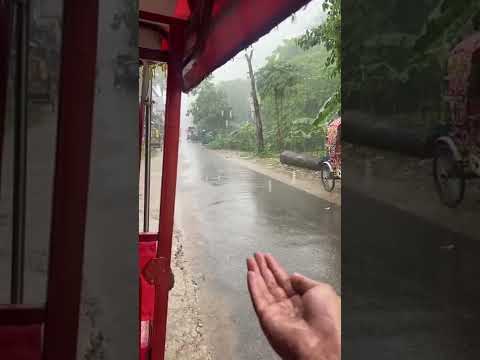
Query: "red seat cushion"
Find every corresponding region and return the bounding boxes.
[0,325,42,360]
[139,240,157,321]
[139,239,157,357]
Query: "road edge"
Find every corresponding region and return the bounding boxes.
[206,148,341,206]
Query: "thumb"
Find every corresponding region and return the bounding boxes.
[291,273,320,295]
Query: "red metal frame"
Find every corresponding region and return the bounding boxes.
[138,3,313,358]
[139,11,189,27]
[149,23,185,360]
[326,117,341,175]
[182,0,310,91]
[42,1,99,359]
[0,306,45,326]
[139,48,169,63]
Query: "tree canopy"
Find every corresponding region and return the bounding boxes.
[189,9,340,155]
[298,0,340,125]
[342,0,480,119]
[188,78,232,132]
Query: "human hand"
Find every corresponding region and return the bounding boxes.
[246,253,340,360]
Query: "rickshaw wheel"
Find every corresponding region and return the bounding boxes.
[433,143,465,208]
[321,163,335,192]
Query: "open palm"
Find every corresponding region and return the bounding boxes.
[246,253,340,360]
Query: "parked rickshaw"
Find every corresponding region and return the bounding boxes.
[321,116,341,192]
[433,32,480,207]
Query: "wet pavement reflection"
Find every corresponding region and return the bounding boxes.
[343,188,480,360]
[173,141,340,359]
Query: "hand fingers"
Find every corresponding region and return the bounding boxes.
[290,273,322,295]
[247,270,274,315]
[255,252,287,300]
[265,253,295,297]
[247,256,260,274]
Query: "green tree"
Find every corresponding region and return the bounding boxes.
[298,0,340,125]
[257,60,300,150]
[217,79,251,126]
[340,0,479,121]
[298,0,340,76]
[188,78,232,133]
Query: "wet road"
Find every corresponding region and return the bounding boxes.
[343,188,480,360]
[173,141,341,359]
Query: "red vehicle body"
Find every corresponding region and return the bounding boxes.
[321,116,341,192]
[0,1,311,360]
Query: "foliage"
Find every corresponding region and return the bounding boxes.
[256,60,301,149]
[191,14,340,156]
[298,0,340,77]
[414,0,480,56]
[284,117,326,154]
[217,79,251,128]
[297,0,340,126]
[208,123,257,152]
[342,0,479,121]
[188,78,232,132]
[257,61,300,99]
[271,38,305,62]
[314,90,340,126]
[254,36,338,153]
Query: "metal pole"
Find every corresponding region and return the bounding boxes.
[11,0,29,305]
[139,63,147,174]
[0,1,13,189]
[143,66,152,232]
[151,23,184,360]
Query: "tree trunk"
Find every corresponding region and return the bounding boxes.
[279,94,285,149]
[274,92,284,151]
[245,50,264,153]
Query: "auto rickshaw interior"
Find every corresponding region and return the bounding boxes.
[0,1,314,360]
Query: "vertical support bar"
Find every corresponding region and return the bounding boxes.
[0,0,13,186]
[43,1,98,359]
[151,24,184,360]
[139,62,148,174]
[139,104,144,172]
[143,72,152,232]
[11,0,29,304]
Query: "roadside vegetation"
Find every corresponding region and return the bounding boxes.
[187,0,340,158]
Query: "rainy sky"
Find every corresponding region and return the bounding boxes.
[182,0,325,124]
[212,0,325,83]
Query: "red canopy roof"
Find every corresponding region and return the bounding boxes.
[139,0,311,91]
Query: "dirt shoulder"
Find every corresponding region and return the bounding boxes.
[140,154,214,359]
[165,228,214,359]
[210,149,341,206]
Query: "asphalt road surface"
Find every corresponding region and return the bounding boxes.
[173,141,341,359]
[343,187,480,360]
